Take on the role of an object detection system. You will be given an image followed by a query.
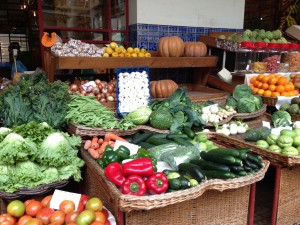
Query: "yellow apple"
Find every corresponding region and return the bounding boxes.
[112,52,119,57]
[110,42,117,49]
[145,52,152,57]
[103,52,110,57]
[133,47,140,54]
[131,53,138,57]
[105,47,113,55]
[125,52,131,57]
[138,52,145,57]
[127,47,133,53]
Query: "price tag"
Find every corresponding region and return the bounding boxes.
[113,140,140,155]
[262,121,271,129]
[49,189,81,210]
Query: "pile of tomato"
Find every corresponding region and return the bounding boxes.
[0,194,110,225]
[249,74,299,97]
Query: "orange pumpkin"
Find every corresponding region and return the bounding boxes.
[150,80,179,98]
[41,32,58,47]
[184,42,207,57]
[158,36,184,57]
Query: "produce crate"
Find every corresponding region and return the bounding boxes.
[79,133,269,225]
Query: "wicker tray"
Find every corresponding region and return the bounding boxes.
[68,122,169,137]
[214,133,300,166]
[80,135,269,212]
[261,96,277,106]
[0,180,69,200]
[205,115,234,127]
[234,104,267,120]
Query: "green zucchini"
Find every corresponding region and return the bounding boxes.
[237,148,251,153]
[243,159,259,170]
[178,176,191,189]
[166,133,189,140]
[238,151,248,160]
[147,137,174,146]
[132,131,154,144]
[167,172,181,180]
[168,178,182,190]
[229,165,244,172]
[200,151,236,165]
[246,153,263,166]
[243,165,252,172]
[178,163,205,182]
[236,170,248,176]
[202,170,236,179]
[234,158,243,166]
[208,148,240,158]
[183,127,195,138]
[147,133,168,140]
[172,137,194,146]
[163,169,178,176]
[138,141,155,149]
[190,159,231,172]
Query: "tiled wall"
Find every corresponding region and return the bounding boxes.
[129,23,243,50]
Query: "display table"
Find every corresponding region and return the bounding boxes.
[44,50,218,86]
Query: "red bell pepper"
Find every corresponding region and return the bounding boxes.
[121,175,146,196]
[104,162,126,187]
[122,158,154,177]
[146,172,169,195]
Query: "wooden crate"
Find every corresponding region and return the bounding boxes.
[81,164,250,225]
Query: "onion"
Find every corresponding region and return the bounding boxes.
[99,97,107,102]
[92,87,100,95]
[81,90,87,96]
[102,88,108,94]
[100,81,107,88]
[86,93,95,97]
[70,83,79,92]
[97,94,103,99]
[107,84,114,93]
[80,80,86,85]
[111,92,116,98]
[107,95,115,102]
[95,79,101,84]
[98,83,103,91]
[109,78,117,86]
[86,85,94,93]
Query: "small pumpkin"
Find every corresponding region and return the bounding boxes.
[150,80,179,98]
[41,32,58,47]
[184,42,207,57]
[158,36,184,57]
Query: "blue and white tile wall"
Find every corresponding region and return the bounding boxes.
[129,23,242,50]
[128,23,242,83]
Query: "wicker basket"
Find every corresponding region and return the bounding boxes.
[261,96,277,106]
[234,104,267,120]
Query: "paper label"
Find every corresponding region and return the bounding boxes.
[262,121,271,129]
[49,189,81,210]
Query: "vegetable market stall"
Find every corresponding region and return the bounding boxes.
[77,132,269,225]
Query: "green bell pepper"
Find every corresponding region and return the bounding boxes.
[116,145,130,160]
[97,158,105,168]
[102,150,121,167]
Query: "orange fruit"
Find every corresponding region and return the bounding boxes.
[268,84,276,92]
[249,83,254,89]
[277,77,289,85]
[252,87,259,94]
[284,82,295,91]
[256,82,263,89]
[261,83,269,90]
[271,92,280,97]
[261,76,270,83]
[293,90,299,96]
[281,91,290,97]
[250,76,257,84]
[257,74,265,81]
[263,90,272,97]
[257,89,265,96]
[288,91,296,96]
[268,77,278,85]
[276,85,285,93]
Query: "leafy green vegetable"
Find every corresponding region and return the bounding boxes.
[124,106,152,125]
[272,110,292,128]
[233,84,252,101]
[0,72,70,129]
[0,127,11,143]
[237,95,263,113]
[225,95,237,109]
[0,133,38,164]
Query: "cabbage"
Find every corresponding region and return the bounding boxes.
[272,110,292,128]
[237,95,263,113]
[125,106,152,125]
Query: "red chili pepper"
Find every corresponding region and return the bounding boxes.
[146,172,169,195]
[121,175,146,196]
[104,162,126,187]
[122,158,154,177]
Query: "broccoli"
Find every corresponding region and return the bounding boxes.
[272,110,292,128]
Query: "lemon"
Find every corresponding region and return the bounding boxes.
[141,48,147,53]
[145,52,152,57]
[103,53,110,57]
[125,52,131,57]
[133,47,140,54]
[131,53,138,57]
[119,53,125,57]
[138,52,145,57]
[115,47,122,54]
[105,47,113,55]
[112,52,119,57]
[109,42,117,49]
[127,47,133,53]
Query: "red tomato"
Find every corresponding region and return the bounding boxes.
[65,223,77,225]
[64,211,79,224]
[104,220,111,225]
[24,218,42,225]
[94,211,106,224]
[36,207,54,225]
[49,210,65,225]
[101,209,109,220]
[41,195,52,208]
[24,199,35,208]
[7,200,25,217]
[26,201,43,217]
[0,213,16,225]
[17,215,32,225]
[59,200,75,214]
[85,198,103,212]
[90,222,104,225]
[77,195,89,213]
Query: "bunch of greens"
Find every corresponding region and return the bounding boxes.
[65,95,135,130]
[226,84,263,113]
[271,110,292,128]
[0,72,70,129]
[0,123,84,193]
[149,87,205,133]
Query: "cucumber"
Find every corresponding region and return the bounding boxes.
[147,133,168,140]
[166,134,189,140]
[132,131,154,144]
[200,151,236,165]
[168,178,182,190]
[229,165,244,172]
[147,137,175,146]
[238,151,248,160]
[237,148,251,153]
[243,165,252,172]
[138,141,155,149]
[234,158,243,166]
[167,172,181,180]
[162,169,178,176]
[172,137,194,146]
[202,170,236,179]
[243,159,259,170]
[208,148,240,158]
[190,159,231,172]
[178,163,205,182]
[236,170,248,176]
[178,176,191,189]
[183,127,195,138]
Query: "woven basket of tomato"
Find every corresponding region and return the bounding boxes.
[247,73,299,106]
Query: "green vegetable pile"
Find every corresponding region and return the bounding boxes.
[271,110,292,128]
[149,87,205,133]
[65,95,135,130]
[0,72,70,129]
[0,121,84,193]
[226,84,263,113]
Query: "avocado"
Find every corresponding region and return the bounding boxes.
[149,109,173,130]
[291,97,300,105]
